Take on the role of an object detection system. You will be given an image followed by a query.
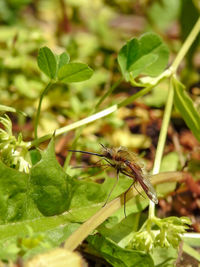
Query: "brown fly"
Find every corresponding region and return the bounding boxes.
[69,144,158,216]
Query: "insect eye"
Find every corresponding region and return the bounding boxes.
[105,152,112,159]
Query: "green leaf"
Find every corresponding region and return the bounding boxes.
[118,33,169,81]
[29,149,42,166]
[0,217,79,261]
[30,138,72,216]
[173,77,200,142]
[150,246,178,267]
[87,234,154,267]
[182,233,200,247]
[0,161,29,223]
[183,243,200,263]
[0,105,26,116]
[58,62,93,83]
[57,52,70,70]
[118,38,140,80]
[37,47,57,79]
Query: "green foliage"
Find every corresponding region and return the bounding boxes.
[37,47,57,79]
[0,160,29,223]
[87,234,154,267]
[173,77,200,142]
[37,46,93,83]
[0,137,73,223]
[118,33,169,81]
[30,139,72,216]
[0,1,200,265]
[58,62,93,83]
[128,216,191,252]
[0,115,30,172]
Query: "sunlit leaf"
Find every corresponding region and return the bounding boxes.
[118,33,169,81]
[87,234,154,267]
[57,52,70,70]
[37,47,57,79]
[58,62,93,83]
[30,138,72,216]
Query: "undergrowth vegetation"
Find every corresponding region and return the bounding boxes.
[0,1,200,266]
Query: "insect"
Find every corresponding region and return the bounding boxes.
[69,144,158,215]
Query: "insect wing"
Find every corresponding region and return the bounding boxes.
[137,174,158,204]
[126,162,158,204]
[117,148,144,169]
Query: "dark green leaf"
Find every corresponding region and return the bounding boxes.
[87,234,154,267]
[0,161,29,223]
[58,62,93,83]
[118,33,169,81]
[57,52,70,70]
[37,47,57,79]
[118,38,140,80]
[150,246,177,267]
[29,149,42,166]
[30,138,72,216]
[173,77,200,142]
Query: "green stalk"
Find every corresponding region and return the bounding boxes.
[34,82,53,139]
[95,77,123,109]
[31,17,200,149]
[149,78,174,218]
[171,16,200,72]
[63,78,123,171]
[149,16,200,218]
[28,105,118,148]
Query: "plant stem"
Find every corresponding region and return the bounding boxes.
[149,78,174,218]
[171,16,200,72]
[149,16,200,218]
[95,77,123,109]
[34,82,52,139]
[63,78,123,171]
[29,105,118,148]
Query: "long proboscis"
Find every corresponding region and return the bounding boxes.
[68,149,104,158]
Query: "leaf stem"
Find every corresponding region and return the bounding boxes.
[149,77,174,218]
[63,77,123,171]
[95,77,123,109]
[34,82,53,139]
[171,16,200,72]
[29,105,118,148]
[149,16,200,218]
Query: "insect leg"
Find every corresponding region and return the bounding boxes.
[120,170,146,200]
[102,169,120,207]
[123,180,135,218]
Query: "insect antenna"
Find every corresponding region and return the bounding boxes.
[99,143,106,149]
[71,159,106,169]
[68,149,104,158]
[102,169,120,207]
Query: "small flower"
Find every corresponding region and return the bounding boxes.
[0,115,31,173]
[127,216,191,252]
